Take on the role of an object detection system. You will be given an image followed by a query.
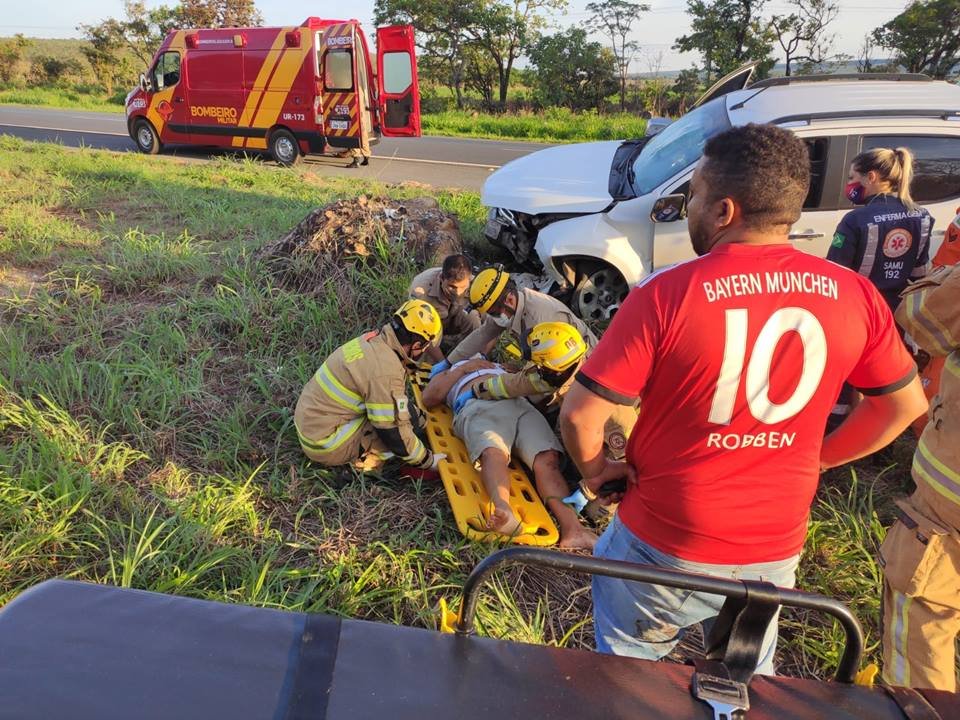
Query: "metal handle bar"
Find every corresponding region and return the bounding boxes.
[454,547,864,684]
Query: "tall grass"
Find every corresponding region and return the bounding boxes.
[423,107,648,142]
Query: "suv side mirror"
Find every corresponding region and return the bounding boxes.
[139,73,150,92]
[651,194,687,223]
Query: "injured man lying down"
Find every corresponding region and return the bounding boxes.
[421,358,596,550]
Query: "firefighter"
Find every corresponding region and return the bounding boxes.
[882,263,960,692]
[408,254,481,364]
[294,299,447,471]
[337,51,375,168]
[436,265,598,375]
[826,147,932,428]
[910,207,960,437]
[457,321,636,459]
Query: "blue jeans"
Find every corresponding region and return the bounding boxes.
[593,515,800,676]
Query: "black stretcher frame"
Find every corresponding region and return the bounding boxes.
[451,547,865,684]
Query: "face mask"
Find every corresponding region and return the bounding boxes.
[845,181,866,205]
[443,283,464,300]
[491,313,512,328]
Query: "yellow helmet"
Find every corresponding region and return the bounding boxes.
[469,265,510,314]
[528,322,587,372]
[394,299,443,346]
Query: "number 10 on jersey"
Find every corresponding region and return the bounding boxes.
[709,307,827,426]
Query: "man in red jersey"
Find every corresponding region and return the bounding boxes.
[559,123,928,673]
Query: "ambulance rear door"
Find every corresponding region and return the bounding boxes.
[317,22,361,148]
[375,25,420,137]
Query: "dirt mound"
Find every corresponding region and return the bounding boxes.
[256,195,463,294]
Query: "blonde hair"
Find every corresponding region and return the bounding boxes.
[852,147,916,210]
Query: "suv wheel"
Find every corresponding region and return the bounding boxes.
[572,262,628,322]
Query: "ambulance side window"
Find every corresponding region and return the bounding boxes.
[324,50,353,91]
[153,52,181,91]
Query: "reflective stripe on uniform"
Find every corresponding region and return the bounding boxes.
[858,223,879,276]
[296,416,365,453]
[913,437,960,505]
[889,591,913,686]
[905,292,955,356]
[487,375,509,399]
[404,436,428,465]
[918,215,931,258]
[315,363,365,412]
[366,402,396,424]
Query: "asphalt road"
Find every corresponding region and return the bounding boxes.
[0,105,552,190]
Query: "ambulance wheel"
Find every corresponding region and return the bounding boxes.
[269,129,301,166]
[133,119,161,155]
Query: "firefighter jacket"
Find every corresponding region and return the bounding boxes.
[447,287,598,365]
[408,267,480,338]
[294,325,431,467]
[895,264,960,530]
[828,193,933,311]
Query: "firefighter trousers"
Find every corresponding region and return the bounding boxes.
[881,490,960,692]
[300,421,390,469]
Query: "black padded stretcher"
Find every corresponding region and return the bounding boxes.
[0,552,957,720]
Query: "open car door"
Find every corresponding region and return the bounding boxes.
[375,25,421,137]
[693,61,757,108]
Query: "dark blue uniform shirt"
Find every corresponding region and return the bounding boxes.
[827,193,932,311]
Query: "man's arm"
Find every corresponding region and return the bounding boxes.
[826,217,859,270]
[559,381,619,480]
[820,376,927,470]
[421,359,494,407]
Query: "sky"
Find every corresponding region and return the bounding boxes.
[0,0,910,71]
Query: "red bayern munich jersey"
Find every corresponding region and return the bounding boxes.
[578,242,916,564]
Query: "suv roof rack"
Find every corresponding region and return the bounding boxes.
[751,73,932,88]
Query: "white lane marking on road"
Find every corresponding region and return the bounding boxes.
[0,122,129,137]
[372,155,499,169]
[0,123,502,169]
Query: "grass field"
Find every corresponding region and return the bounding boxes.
[0,136,921,679]
[0,84,648,142]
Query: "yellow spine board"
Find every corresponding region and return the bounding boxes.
[411,385,558,546]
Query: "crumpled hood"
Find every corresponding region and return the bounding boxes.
[481,140,622,215]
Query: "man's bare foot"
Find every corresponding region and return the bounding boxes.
[558,526,598,551]
[487,504,522,536]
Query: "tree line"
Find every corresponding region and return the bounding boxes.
[0,0,957,115]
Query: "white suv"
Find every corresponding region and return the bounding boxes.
[482,71,960,321]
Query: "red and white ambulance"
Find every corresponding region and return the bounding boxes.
[124,17,420,165]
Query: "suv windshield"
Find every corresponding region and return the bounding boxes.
[631,98,731,196]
